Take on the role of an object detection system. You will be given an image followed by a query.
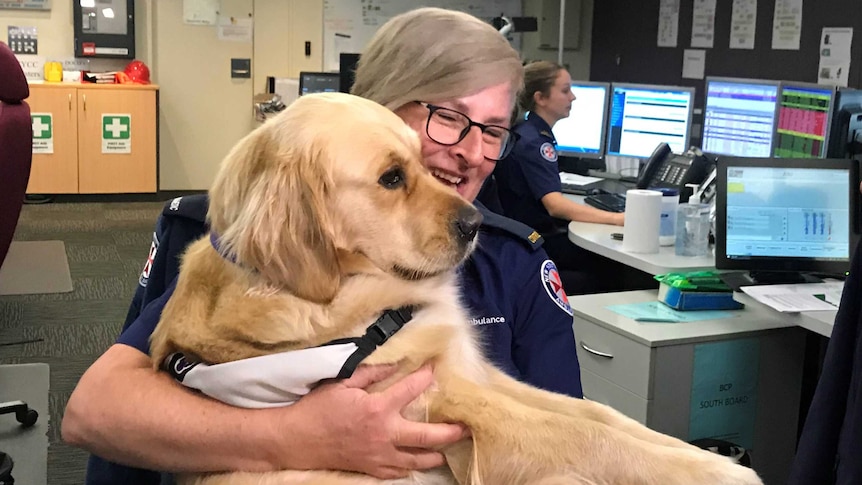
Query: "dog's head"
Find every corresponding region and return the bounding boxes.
[207,92,482,303]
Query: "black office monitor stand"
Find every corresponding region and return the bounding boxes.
[720,271,823,292]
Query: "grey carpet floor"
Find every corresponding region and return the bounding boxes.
[0,200,165,485]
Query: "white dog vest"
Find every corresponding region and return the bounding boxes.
[163,306,414,409]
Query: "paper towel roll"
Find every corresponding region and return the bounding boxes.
[622,189,662,254]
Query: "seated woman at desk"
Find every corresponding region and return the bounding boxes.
[494,61,651,294]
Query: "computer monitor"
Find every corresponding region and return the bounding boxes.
[339,53,361,94]
[605,83,695,158]
[298,72,340,96]
[773,82,837,158]
[715,157,859,285]
[552,81,610,159]
[701,77,780,158]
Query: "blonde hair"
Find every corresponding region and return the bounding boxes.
[351,7,523,113]
[517,60,566,113]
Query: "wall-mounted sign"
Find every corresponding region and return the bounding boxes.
[31,113,53,154]
[102,114,132,154]
[7,26,37,54]
[0,0,51,10]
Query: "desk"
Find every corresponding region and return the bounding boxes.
[570,290,804,485]
[566,219,839,336]
[0,363,49,485]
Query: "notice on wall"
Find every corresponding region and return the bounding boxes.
[658,0,680,47]
[15,54,44,82]
[730,0,757,49]
[772,0,802,50]
[818,27,853,87]
[31,113,53,154]
[183,0,220,25]
[217,16,252,43]
[7,25,37,54]
[102,114,131,154]
[682,49,707,79]
[689,338,760,449]
[0,0,50,10]
[691,0,716,48]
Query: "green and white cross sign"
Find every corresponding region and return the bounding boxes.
[102,114,132,154]
[31,113,53,154]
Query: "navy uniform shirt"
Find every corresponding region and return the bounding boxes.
[87,195,583,485]
[494,112,567,235]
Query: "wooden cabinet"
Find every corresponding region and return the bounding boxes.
[26,83,158,194]
[569,290,806,485]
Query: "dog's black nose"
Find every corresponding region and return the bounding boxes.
[454,205,483,241]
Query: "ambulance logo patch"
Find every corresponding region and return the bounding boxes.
[539,142,557,162]
[139,232,159,287]
[540,260,572,315]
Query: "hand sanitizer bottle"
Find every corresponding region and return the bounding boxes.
[675,184,711,257]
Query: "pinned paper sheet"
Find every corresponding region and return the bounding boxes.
[691,0,716,48]
[772,0,802,50]
[658,0,680,47]
[730,0,757,49]
[682,49,706,80]
[818,27,853,87]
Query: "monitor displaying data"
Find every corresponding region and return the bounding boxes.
[605,83,694,158]
[552,81,610,159]
[773,83,836,158]
[715,157,858,277]
[702,78,779,157]
[298,72,340,96]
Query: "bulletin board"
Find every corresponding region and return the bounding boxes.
[322,0,522,71]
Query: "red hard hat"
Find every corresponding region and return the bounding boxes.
[123,60,151,84]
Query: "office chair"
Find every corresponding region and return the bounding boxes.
[0,40,39,484]
[0,41,33,269]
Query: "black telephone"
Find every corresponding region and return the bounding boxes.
[635,143,713,191]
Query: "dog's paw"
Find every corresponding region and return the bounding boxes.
[701,460,763,485]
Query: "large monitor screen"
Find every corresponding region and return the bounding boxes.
[702,78,779,157]
[773,83,836,158]
[299,72,340,96]
[552,81,610,159]
[715,157,859,277]
[605,83,694,158]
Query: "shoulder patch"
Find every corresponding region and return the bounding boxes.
[162,194,209,223]
[139,231,159,287]
[539,142,558,162]
[475,202,544,251]
[540,260,573,316]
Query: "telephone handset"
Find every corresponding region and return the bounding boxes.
[635,143,713,191]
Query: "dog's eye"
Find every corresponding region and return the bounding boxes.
[379,168,406,190]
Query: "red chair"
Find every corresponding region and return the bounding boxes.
[0,41,33,270]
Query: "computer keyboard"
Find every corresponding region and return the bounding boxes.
[584,192,626,213]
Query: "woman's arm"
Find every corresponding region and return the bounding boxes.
[541,192,625,226]
[63,345,466,479]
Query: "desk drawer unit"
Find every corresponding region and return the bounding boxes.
[580,368,649,424]
[574,317,653,398]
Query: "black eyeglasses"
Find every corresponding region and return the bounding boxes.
[416,102,518,161]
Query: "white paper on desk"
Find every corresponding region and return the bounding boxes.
[741,281,845,312]
[560,173,603,186]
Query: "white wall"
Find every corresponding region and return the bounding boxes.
[521,0,593,80]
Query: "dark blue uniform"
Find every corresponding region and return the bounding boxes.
[788,239,862,485]
[86,195,583,485]
[494,112,567,235]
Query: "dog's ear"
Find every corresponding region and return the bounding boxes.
[209,124,341,303]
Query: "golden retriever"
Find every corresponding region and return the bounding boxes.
[149,92,763,485]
